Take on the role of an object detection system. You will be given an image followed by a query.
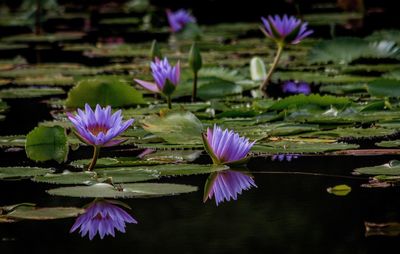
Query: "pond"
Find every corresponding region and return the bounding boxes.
[1,0,400,253]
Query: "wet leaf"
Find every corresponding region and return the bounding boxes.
[0,88,65,99]
[0,167,53,180]
[65,76,145,108]
[327,184,352,196]
[354,160,400,175]
[4,206,83,220]
[47,183,198,198]
[141,110,203,144]
[367,79,400,97]
[25,126,69,163]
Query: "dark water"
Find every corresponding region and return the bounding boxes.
[1,169,400,254]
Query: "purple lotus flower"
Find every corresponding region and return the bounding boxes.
[166,9,196,33]
[261,15,313,45]
[67,104,134,147]
[204,170,257,206]
[134,58,180,96]
[272,153,300,162]
[203,125,255,164]
[70,199,137,240]
[282,81,311,95]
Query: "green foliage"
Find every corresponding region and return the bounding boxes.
[141,110,203,144]
[308,37,400,64]
[269,94,351,111]
[47,183,198,198]
[65,76,145,108]
[25,126,68,163]
[367,79,400,97]
[1,204,83,222]
[354,160,400,175]
[0,167,53,180]
[0,88,65,99]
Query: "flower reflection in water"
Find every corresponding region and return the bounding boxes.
[70,199,137,240]
[204,170,257,206]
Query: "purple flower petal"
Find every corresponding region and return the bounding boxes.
[70,200,137,240]
[261,14,312,44]
[204,125,254,164]
[67,104,134,147]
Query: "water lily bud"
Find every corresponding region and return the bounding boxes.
[189,42,202,73]
[149,40,162,60]
[250,57,267,81]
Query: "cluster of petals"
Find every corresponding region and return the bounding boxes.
[167,9,196,32]
[261,14,313,44]
[282,81,311,95]
[134,58,180,95]
[204,125,255,164]
[67,104,134,147]
[70,200,137,240]
[206,170,257,206]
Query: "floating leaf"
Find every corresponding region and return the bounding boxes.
[0,135,26,147]
[25,126,68,163]
[0,167,53,180]
[141,110,203,144]
[367,79,400,97]
[4,205,83,220]
[198,80,242,100]
[70,157,166,169]
[269,94,351,111]
[65,76,145,108]
[252,141,358,154]
[0,88,65,99]
[327,184,352,196]
[354,160,400,175]
[33,168,159,185]
[47,183,198,198]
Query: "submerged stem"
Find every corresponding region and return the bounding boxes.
[260,44,284,97]
[192,71,198,102]
[87,146,101,171]
[167,95,172,109]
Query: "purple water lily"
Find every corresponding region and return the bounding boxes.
[282,81,311,95]
[272,153,300,162]
[259,15,313,97]
[203,125,255,164]
[261,15,313,45]
[67,104,134,171]
[67,104,134,147]
[204,170,257,206]
[70,199,137,240]
[166,9,196,33]
[134,58,180,108]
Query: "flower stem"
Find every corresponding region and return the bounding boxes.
[167,95,172,109]
[260,44,284,97]
[87,146,100,172]
[192,71,198,102]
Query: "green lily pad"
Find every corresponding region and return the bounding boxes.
[327,184,352,196]
[0,167,53,180]
[25,126,68,163]
[367,79,400,97]
[141,110,203,144]
[252,141,358,154]
[65,76,145,108]
[0,88,65,99]
[3,205,83,221]
[354,160,400,175]
[47,183,198,198]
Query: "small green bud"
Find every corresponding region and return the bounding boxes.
[150,40,162,60]
[189,42,202,73]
